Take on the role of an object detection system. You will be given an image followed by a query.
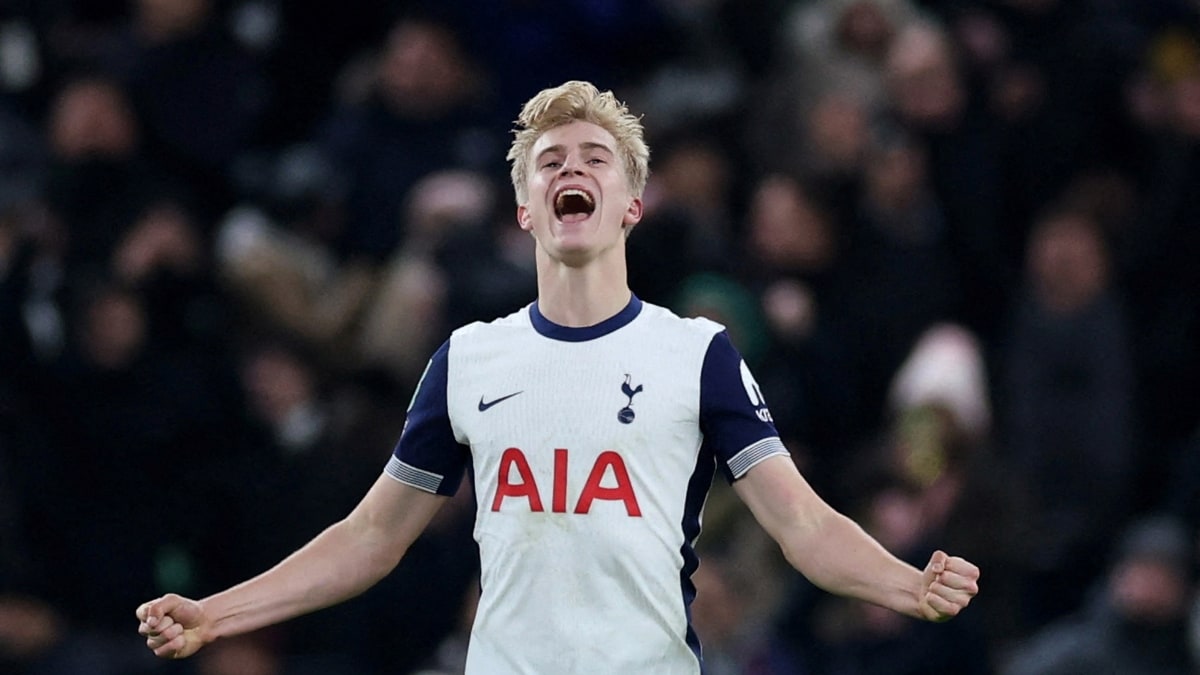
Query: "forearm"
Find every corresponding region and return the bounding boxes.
[198,513,403,643]
[779,509,924,619]
[737,458,978,624]
[734,457,926,618]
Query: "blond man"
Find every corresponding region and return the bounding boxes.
[137,81,979,674]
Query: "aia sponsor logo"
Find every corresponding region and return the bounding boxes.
[490,447,641,517]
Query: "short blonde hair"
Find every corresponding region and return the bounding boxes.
[506,80,650,205]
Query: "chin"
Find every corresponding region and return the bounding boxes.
[539,235,597,264]
[553,239,593,258]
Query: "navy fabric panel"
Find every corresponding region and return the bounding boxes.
[392,339,470,496]
[699,331,782,483]
[529,295,643,342]
[678,441,717,671]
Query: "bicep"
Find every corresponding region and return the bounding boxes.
[732,454,836,553]
[344,474,450,561]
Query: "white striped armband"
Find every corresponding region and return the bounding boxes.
[727,437,789,479]
[384,456,444,494]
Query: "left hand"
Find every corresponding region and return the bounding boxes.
[917,550,980,621]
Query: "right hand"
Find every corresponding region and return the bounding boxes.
[136,593,209,659]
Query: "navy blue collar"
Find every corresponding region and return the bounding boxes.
[529,295,643,342]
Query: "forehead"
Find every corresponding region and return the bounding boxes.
[530,120,618,157]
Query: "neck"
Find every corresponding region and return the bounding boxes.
[534,248,631,327]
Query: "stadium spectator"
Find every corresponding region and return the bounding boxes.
[26,281,240,673]
[881,17,1012,339]
[91,0,268,215]
[315,13,502,262]
[1118,27,1200,475]
[738,173,860,479]
[835,124,961,438]
[626,130,740,307]
[749,0,921,182]
[999,205,1137,628]
[215,168,519,389]
[43,74,182,277]
[1001,514,1198,675]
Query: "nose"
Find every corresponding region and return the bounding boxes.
[559,154,585,176]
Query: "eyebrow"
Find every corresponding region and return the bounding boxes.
[534,141,615,163]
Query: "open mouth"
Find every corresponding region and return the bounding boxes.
[554,188,596,221]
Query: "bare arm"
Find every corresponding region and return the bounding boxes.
[733,455,978,621]
[137,475,447,658]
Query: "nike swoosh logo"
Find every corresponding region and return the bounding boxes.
[478,391,523,411]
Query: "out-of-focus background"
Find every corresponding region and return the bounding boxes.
[0,0,1198,673]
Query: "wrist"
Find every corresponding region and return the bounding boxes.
[194,597,224,645]
[908,567,934,621]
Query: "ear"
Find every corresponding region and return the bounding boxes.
[517,204,533,232]
[622,198,644,229]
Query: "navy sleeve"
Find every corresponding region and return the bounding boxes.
[386,340,470,496]
[700,331,790,483]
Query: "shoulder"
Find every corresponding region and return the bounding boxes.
[450,304,532,341]
[637,301,726,341]
[443,305,537,371]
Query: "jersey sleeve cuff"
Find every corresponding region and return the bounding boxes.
[727,437,789,480]
[384,455,445,494]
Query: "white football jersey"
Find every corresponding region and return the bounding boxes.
[386,296,788,674]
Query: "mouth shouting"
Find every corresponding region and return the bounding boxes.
[554,188,596,224]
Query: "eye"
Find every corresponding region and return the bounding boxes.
[587,157,606,165]
[542,161,562,170]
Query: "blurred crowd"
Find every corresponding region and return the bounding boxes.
[0,0,1198,674]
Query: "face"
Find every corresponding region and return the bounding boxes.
[517,121,642,267]
[243,348,314,423]
[887,28,965,130]
[747,176,835,271]
[1110,558,1188,623]
[83,291,146,370]
[378,21,471,117]
[50,81,138,159]
[1028,215,1108,312]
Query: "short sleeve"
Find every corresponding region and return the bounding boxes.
[385,340,470,495]
[700,331,790,482]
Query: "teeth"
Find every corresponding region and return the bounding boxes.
[556,189,594,209]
